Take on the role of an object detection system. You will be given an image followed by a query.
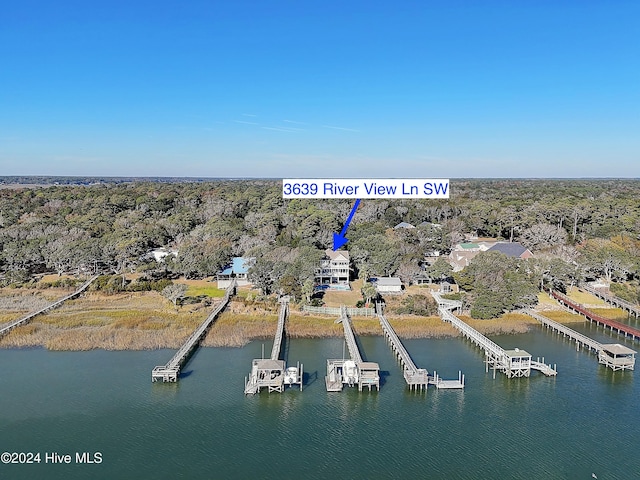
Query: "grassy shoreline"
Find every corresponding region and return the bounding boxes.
[0,290,535,351]
[1,285,626,351]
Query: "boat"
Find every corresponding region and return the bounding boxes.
[343,360,358,386]
[284,366,298,385]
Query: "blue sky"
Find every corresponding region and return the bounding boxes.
[1,1,639,178]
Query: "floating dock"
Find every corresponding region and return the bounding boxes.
[549,289,640,342]
[0,274,99,338]
[152,281,235,382]
[377,308,464,390]
[525,309,635,371]
[325,306,380,392]
[432,292,557,378]
[244,297,303,394]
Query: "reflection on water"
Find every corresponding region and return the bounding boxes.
[1,330,639,480]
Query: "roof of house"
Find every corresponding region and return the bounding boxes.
[418,221,442,229]
[394,222,415,229]
[487,242,530,258]
[220,257,254,275]
[374,277,402,287]
[325,249,350,261]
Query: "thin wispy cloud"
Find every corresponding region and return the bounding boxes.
[233,120,259,125]
[322,125,361,133]
[261,126,303,133]
[283,119,307,125]
[242,113,257,117]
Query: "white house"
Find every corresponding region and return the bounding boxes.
[315,249,350,288]
[149,247,178,263]
[217,257,254,288]
[374,277,403,294]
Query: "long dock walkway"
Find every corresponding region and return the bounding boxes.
[432,292,557,378]
[244,297,303,394]
[325,306,380,392]
[0,274,100,338]
[580,284,640,318]
[341,306,363,364]
[152,280,235,382]
[549,289,640,342]
[524,309,635,371]
[524,309,602,352]
[270,298,287,361]
[377,310,463,390]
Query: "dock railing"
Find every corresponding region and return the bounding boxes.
[0,274,100,337]
[152,280,235,382]
[580,283,640,318]
[270,299,288,361]
[523,309,602,352]
[549,289,640,341]
[340,306,363,364]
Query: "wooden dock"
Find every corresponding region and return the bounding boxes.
[378,310,463,390]
[549,289,640,342]
[244,298,303,394]
[325,306,380,392]
[524,309,635,371]
[432,292,557,378]
[0,274,100,338]
[524,309,602,352]
[152,281,235,382]
[580,283,640,318]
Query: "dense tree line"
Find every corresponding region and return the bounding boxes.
[1,179,639,315]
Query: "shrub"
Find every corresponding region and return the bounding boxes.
[393,294,437,316]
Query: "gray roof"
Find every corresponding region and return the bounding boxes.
[325,249,350,261]
[487,242,529,258]
[601,344,636,356]
[504,348,531,358]
[394,222,415,229]
[375,277,402,286]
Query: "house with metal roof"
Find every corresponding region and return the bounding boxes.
[486,242,533,259]
[217,257,254,288]
[373,277,403,294]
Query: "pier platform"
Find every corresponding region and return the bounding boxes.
[432,292,557,378]
[244,298,303,394]
[378,307,463,390]
[325,306,380,392]
[525,309,635,371]
[152,281,235,382]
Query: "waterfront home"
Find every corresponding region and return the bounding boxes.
[315,249,350,288]
[217,257,254,288]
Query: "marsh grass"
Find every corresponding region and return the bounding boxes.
[1,291,209,350]
[587,307,630,321]
[541,310,586,323]
[464,313,535,335]
[388,315,458,338]
[0,289,543,351]
[566,287,608,307]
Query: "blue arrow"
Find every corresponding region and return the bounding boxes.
[333,199,361,250]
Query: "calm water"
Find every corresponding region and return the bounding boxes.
[1,324,639,480]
